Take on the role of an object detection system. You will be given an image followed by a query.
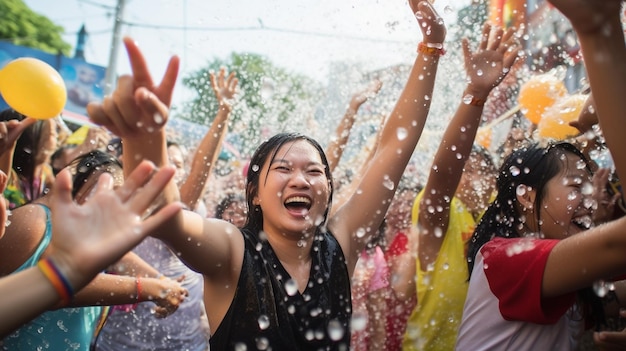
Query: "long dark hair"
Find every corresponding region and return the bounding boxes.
[243,133,334,234]
[467,141,606,329]
[68,150,123,198]
[0,109,39,181]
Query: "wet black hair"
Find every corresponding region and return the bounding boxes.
[68,150,123,198]
[467,141,607,329]
[0,108,55,200]
[51,145,77,175]
[468,141,590,274]
[243,133,334,234]
[215,193,246,220]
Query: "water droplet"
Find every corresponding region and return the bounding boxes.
[153,113,163,124]
[383,176,395,191]
[256,337,270,350]
[258,314,270,330]
[251,164,260,172]
[351,312,368,332]
[462,94,474,105]
[285,278,299,296]
[509,166,521,176]
[356,227,366,238]
[396,127,408,141]
[593,280,609,297]
[433,227,443,238]
[328,319,345,341]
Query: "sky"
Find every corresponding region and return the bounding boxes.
[25,0,469,107]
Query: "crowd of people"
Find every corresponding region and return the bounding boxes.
[1,0,626,350]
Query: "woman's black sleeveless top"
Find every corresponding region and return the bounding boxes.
[210,227,352,351]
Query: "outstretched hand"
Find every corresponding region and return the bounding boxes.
[45,161,183,291]
[410,0,446,45]
[151,275,189,318]
[0,118,36,157]
[594,309,626,350]
[350,79,383,108]
[463,24,520,98]
[87,37,180,137]
[210,67,238,111]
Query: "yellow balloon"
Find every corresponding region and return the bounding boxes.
[518,75,567,125]
[537,94,587,140]
[0,58,67,119]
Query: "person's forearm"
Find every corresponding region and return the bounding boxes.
[0,267,60,338]
[107,251,161,278]
[577,26,626,203]
[326,107,358,173]
[180,105,231,209]
[67,273,165,307]
[0,142,16,176]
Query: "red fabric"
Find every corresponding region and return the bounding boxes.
[383,232,414,351]
[481,237,576,324]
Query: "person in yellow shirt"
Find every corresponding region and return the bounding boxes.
[403,23,519,351]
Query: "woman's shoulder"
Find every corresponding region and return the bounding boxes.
[0,203,49,275]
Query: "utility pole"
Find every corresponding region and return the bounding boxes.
[74,24,87,60]
[104,0,127,94]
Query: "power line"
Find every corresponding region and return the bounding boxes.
[77,0,116,10]
[120,21,411,44]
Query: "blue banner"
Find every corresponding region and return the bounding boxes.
[0,42,106,123]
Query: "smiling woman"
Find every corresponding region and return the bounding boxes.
[84,0,446,348]
[457,140,626,350]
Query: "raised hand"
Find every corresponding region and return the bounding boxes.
[463,24,520,99]
[594,309,626,351]
[350,79,383,108]
[210,67,238,111]
[45,161,183,292]
[146,275,188,318]
[87,37,180,137]
[0,118,36,156]
[410,0,446,46]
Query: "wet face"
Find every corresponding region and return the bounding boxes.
[386,188,416,231]
[457,153,496,212]
[537,153,594,240]
[167,144,186,185]
[38,120,58,163]
[221,201,248,228]
[254,140,331,237]
[74,167,124,204]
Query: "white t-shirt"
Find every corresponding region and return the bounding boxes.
[456,237,585,351]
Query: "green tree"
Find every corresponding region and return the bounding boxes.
[179,52,323,155]
[0,0,71,56]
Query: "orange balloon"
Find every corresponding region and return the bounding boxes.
[518,75,567,124]
[476,127,492,150]
[0,58,67,119]
[537,94,587,140]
